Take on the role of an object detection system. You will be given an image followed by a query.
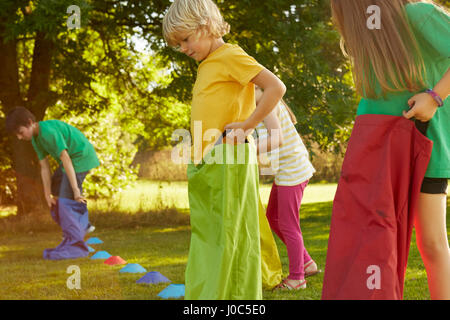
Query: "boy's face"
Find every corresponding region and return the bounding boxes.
[176,32,215,62]
[16,124,34,141]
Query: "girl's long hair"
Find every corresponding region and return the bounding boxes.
[330,0,443,99]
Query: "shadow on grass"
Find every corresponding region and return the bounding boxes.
[0,206,190,236]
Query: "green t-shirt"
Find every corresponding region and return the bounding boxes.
[31,120,100,173]
[357,3,450,178]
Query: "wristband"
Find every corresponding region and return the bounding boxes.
[425,89,444,107]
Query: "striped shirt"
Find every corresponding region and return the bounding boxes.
[255,102,315,186]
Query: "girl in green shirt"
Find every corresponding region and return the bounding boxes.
[330,0,450,299]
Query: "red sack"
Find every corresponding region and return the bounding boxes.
[322,114,433,300]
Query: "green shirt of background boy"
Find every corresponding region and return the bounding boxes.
[31,120,99,173]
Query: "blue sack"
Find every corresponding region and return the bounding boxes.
[43,198,90,260]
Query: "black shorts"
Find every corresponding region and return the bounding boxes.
[421,177,448,194]
[415,121,448,194]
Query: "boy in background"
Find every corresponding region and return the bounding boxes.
[6,106,99,259]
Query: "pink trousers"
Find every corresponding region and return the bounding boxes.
[266,180,312,280]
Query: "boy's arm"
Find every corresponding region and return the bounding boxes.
[60,150,86,204]
[224,69,286,143]
[40,157,56,208]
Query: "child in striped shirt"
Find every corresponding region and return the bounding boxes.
[255,86,320,290]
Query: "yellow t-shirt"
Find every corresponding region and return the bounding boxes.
[191,43,264,163]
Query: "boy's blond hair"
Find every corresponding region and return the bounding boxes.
[163,0,230,47]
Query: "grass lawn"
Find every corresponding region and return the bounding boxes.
[88,180,338,214]
[0,181,448,300]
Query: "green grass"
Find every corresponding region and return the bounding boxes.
[0,226,190,299]
[0,181,448,300]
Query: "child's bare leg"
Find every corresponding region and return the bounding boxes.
[414,192,450,300]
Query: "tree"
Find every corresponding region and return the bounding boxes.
[0,0,165,214]
[0,0,61,214]
[0,0,190,214]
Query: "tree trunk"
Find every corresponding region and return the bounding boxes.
[9,139,46,216]
[0,26,53,216]
[27,32,56,119]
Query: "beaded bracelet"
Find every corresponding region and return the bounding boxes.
[426,89,444,107]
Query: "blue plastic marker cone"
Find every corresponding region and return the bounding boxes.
[136,272,171,284]
[86,237,103,245]
[90,251,112,259]
[157,284,185,299]
[119,263,147,273]
[87,246,96,253]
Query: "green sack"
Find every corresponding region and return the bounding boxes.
[185,142,262,300]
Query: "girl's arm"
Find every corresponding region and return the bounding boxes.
[39,157,56,208]
[255,107,283,154]
[403,68,450,121]
[224,69,286,143]
[60,150,86,204]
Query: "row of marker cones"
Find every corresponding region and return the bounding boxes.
[85,237,185,299]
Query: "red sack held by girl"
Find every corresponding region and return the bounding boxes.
[322,114,432,300]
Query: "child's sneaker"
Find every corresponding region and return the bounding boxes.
[86,225,96,234]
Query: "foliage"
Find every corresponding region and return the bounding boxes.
[0,0,189,202]
[44,49,189,198]
[45,106,139,198]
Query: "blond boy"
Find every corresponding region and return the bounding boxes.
[163,0,285,299]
